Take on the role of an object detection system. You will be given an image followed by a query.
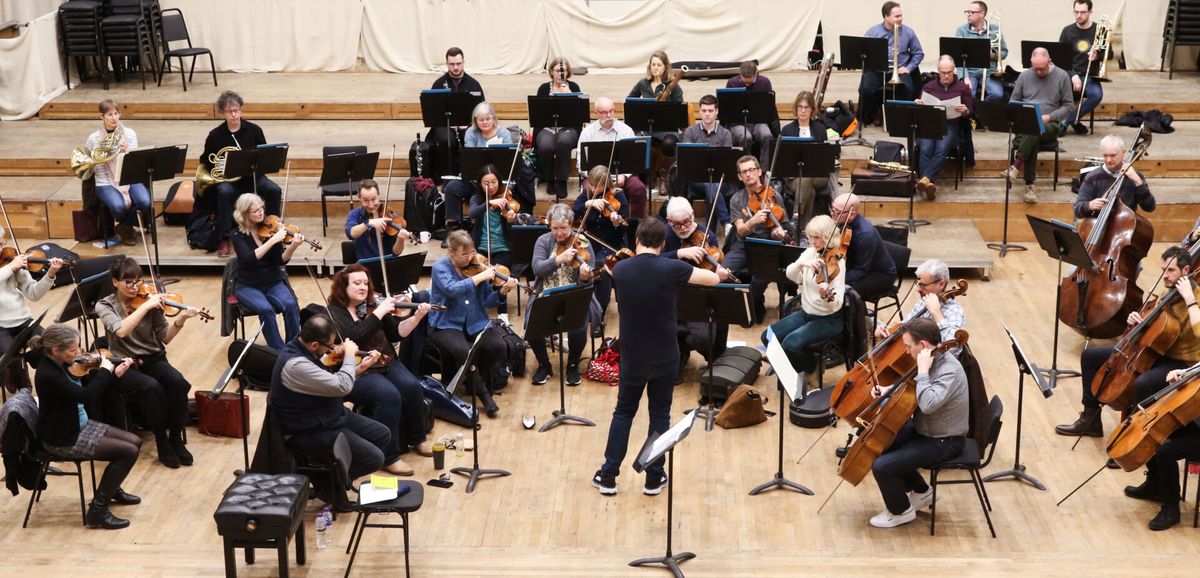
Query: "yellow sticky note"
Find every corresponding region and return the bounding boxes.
[370,475,398,489]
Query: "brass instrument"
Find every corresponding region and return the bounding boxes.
[70,126,123,180]
[1075,16,1111,121]
[868,159,912,174]
[989,11,1004,79]
[194,145,241,198]
[813,52,835,110]
[1096,16,1112,79]
[888,23,904,85]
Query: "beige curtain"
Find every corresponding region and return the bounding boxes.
[0,10,66,120]
[1,0,63,24]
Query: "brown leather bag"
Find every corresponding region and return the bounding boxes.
[195,391,250,438]
[714,385,768,429]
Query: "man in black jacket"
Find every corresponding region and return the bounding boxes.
[428,47,485,180]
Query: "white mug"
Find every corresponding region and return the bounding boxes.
[419,231,431,244]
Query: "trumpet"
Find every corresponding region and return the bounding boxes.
[1075,16,1111,121]
[70,126,123,180]
[888,23,904,85]
[868,159,912,174]
[194,145,241,198]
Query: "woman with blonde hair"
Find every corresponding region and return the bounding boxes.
[230,193,302,350]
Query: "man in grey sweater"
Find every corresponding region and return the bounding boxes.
[1002,47,1075,203]
[868,317,969,528]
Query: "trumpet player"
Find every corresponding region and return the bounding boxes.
[88,100,148,247]
[954,1,1007,103]
[200,91,282,258]
[1060,0,1104,135]
[859,1,924,126]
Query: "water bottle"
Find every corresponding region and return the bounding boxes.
[315,506,330,549]
[455,432,465,457]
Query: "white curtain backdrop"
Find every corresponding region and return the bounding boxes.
[1,0,63,24]
[0,10,66,120]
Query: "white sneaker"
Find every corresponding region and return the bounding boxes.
[1002,165,1020,182]
[1023,184,1038,204]
[869,505,917,528]
[497,313,510,325]
[909,488,936,511]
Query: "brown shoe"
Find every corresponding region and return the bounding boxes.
[382,458,414,476]
[1054,406,1103,437]
[414,441,434,457]
[216,239,232,258]
[116,225,137,246]
[916,177,937,201]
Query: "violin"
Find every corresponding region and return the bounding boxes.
[555,232,594,271]
[377,207,412,240]
[603,247,636,273]
[1,247,74,273]
[679,227,737,281]
[741,186,792,244]
[459,254,535,294]
[67,349,140,378]
[321,344,366,369]
[366,296,446,317]
[837,331,968,486]
[130,283,214,322]
[1107,364,1200,471]
[591,186,627,227]
[488,185,521,219]
[813,230,850,302]
[257,215,323,252]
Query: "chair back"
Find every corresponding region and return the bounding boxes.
[160,8,189,46]
[882,240,910,291]
[219,257,240,337]
[321,145,370,195]
[843,287,869,367]
[977,395,1004,467]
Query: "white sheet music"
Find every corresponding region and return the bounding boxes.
[919,92,960,119]
[765,333,800,402]
[649,409,697,460]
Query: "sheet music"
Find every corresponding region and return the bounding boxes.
[358,482,398,505]
[649,409,697,459]
[765,332,800,402]
[919,92,960,119]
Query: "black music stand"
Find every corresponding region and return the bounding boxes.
[939,37,991,83]
[223,144,289,202]
[358,251,425,295]
[678,284,751,431]
[525,284,595,432]
[1026,215,1091,389]
[449,328,511,493]
[623,98,690,137]
[744,238,803,318]
[840,35,893,131]
[751,332,816,496]
[716,88,779,130]
[630,409,698,577]
[770,139,839,187]
[580,138,651,176]
[1020,41,1074,71]
[120,144,187,271]
[510,224,549,280]
[0,310,47,397]
[210,324,265,472]
[984,324,1052,491]
[676,144,741,204]
[319,150,379,234]
[56,268,116,350]
[459,145,518,183]
[978,101,1040,257]
[882,101,945,231]
[527,95,590,131]
[420,89,485,176]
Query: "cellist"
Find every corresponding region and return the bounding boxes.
[1057,246,1200,437]
[868,317,969,529]
[1127,365,1200,530]
[875,259,965,343]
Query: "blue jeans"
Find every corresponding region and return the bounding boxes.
[687,181,730,226]
[214,175,282,240]
[95,183,150,227]
[872,422,965,514]
[1070,80,1103,125]
[918,122,960,181]
[349,362,428,464]
[234,279,299,350]
[965,70,1006,103]
[600,361,677,480]
[761,308,844,373]
[288,411,391,480]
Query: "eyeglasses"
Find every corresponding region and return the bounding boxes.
[964,9,983,15]
[223,107,242,114]
[668,217,694,229]
[596,109,616,116]
[738,167,760,175]
[917,279,940,289]
[455,249,477,259]
[120,278,143,288]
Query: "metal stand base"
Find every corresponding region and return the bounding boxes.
[1035,366,1081,391]
[539,329,594,433]
[449,466,511,495]
[749,382,814,496]
[629,552,696,578]
[539,410,594,433]
[983,464,1046,491]
[691,406,717,432]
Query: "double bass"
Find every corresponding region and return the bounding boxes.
[1058,126,1154,339]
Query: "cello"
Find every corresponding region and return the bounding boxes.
[1057,126,1154,339]
[1107,363,1200,471]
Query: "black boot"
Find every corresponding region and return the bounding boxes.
[155,432,180,469]
[1149,502,1181,531]
[1054,405,1103,437]
[171,431,193,466]
[110,488,141,505]
[474,382,499,418]
[1124,470,1163,502]
[86,493,130,529]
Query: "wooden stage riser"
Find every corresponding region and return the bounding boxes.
[39,101,1200,122]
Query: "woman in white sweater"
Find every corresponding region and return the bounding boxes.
[0,226,65,387]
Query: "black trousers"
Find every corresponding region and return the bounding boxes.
[858,70,915,124]
[427,327,508,393]
[111,354,191,436]
[427,126,462,180]
[1147,423,1200,505]
[535,128,579,184]
[678,321,728,364]
[722,242,770,321]
[1079,346,1190,410]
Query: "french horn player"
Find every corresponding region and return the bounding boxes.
[72,99,148,246]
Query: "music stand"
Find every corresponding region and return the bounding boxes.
[678,284,751,431]
[939,37,991,82]
[56,268,115,350]
[420,89,485,175]
[881,101,945,231]
[525,284,595,432]
[676,144,741,207]
[223,144,288,199]
[120,144,187,272]
[459,145,518,184]
[1026,215,1092,388]
[510,224,549,281]
[527,95,590,131]
[1020,41,1074,71]
[770,139,839,185]
[0,310,47,392]
[357,251,425,295]
[983,324,1052,491]
[580,138,651,176]
[978,101,1041,257]
[449,328,511,493]
[744,238,804,318]
[750,332,816,496]
[630,409,698,577]
[840,35,893,130]
[210,324,265,472]
[318,150,379,234]
[716,88,779,130]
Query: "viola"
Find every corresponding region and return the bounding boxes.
[67,349,140,378]
[837,331,968,486]
[741,186,792,244]
[131,283,214,322]
[1107,364,1200,471]
[459,254,535,294]
[555,232,594,271]
[679,227,737,281]
[1,247,74,273]
[257,215,323,252]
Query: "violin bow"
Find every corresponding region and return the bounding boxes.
[280,161,291,222]
[378,146,395,298]
[699,175,724,251]
[0,196,21,254]
[303,258,346,343]
[134,211,162,292]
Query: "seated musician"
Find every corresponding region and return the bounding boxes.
[272,315,391,482]
[914,56,974,201]
[428,46,486,180]
[760,215,845,387]
[725,155,796,324]
[535,57,583,198]
[231,193,302,351]
[830,193,897,304]
[327,264,434,476]
[876,259,965,342]
[780,91,832,233]
[662,197,732,367]
[859,2,925,126]
[1060,0,1104,135]
[869,317,969,528]
[86,99,149,246]
[468,164,516,318]
[345,179,409,262]
[32,324,142,530]
[678,94,734,230]
[1057,246,1200,437]
[443,102,514,232]
[528,204,597,386]
[574,165,630,337]
[1002,47,1074,204]
[95,257,197,469]
[1131,365,1200,530]
[1073,134,1154,219]
[628,51,683,207]
[725,61,775,169]
[955,1,1007,103]
[0,225,64,388]
[428,230,516,418]
[201,91,283,258]
[577,97,649,219]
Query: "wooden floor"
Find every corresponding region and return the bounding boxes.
[2,239,1200,577]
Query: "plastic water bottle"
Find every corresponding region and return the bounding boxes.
[315,506,330,549]
[455,432,465,457]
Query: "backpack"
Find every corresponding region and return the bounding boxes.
[403,177,439,234]
[185,210,219,251]
[491,319,527,378]
[820,100,859,138]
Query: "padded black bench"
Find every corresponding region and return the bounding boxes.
[213,473,309,578]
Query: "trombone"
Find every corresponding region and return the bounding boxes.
[888,23,904,86]
[1075,16,1111,122]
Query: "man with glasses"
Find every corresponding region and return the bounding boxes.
[677,94,734,231]
[954,1,1007,104]
[576,97,649,218]
[726,155,795,324]
[830,193,896,304]
[874,259,964,342]
[1060,0,1104,135]
[662,197,732,367]
[914,55,974,201]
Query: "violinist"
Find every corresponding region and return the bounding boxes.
[31,324,141,530]
[527,204,597,386]
[1057,246,1200,437]
[468,164,517,319]
[327,264,433,476]
[831,193,897,305]
[1130,364,1200,530]
[663,198,732,367]
[95,257,197,469]
[0,225,64,385]
[86,100,147,247]
[576,97,649,218]
[875,259,965,343]
[573,165,630,337]
[535,57,583,198]
[1072,134,1155,219]
[442,102,514,233]
[868,317,969,529]
[231,193,302,350]
[345,179,409,262]
[759,215,845,387]
[428,230,515,418]
[725,155,795,324]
